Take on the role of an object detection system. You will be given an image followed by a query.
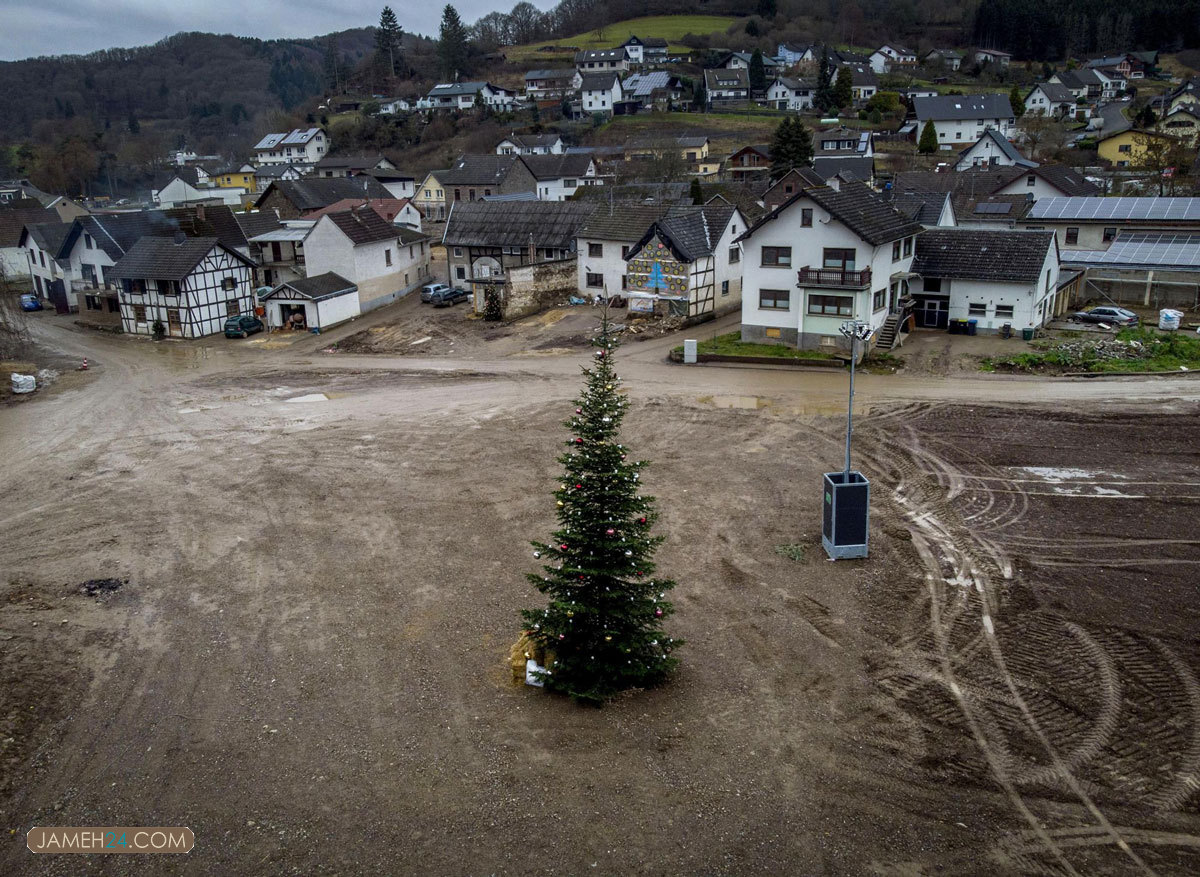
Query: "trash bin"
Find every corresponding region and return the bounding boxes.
[1001,323,1013,339]
[967,319,978,336]
[1021,327,1035,341]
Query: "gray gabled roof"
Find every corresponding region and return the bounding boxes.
[442,201,597,249]
[437,154,525,186]
[914,93,1013,121]
[737,181,922,246]
[1029,82,1077,104]
[958,129,1038,168]
[621,71,682,99]
[912,229,1055,283]
[109,236,254,281]
[267,272,356,301]
[580,72,621,92]
[525,69,575,81]
[520,153,594,181]
[625,205,738,263]
[579,205,671,243]
[885,191,951,226]
[255,177,392,211]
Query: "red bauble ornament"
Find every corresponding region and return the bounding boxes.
[576,408,582,414]
[638,517,647,524]
[606,528,615,535]
[560,543,568,550]
[575,438,583,444]
[655,609,663,617]
[575,483,582,489]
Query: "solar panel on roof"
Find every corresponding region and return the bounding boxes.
[974,202,1013,215]
[1030,197,1200,221]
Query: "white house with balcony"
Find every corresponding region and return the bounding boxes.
[766,76,815,111]
[736,181,923,351]
[869,44,916,73]
[253,128,328,170]
[913,94,1016,150]
[579,72,624,115]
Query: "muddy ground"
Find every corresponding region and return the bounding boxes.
[1,318,1199,875]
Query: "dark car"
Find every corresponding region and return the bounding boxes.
[224,314,265,338]
[420,283,450,303]
[19,294,43,312]
[430,287,470,308]
[1069,306,1139,327]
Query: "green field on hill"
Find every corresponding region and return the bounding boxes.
[507,15,738,62]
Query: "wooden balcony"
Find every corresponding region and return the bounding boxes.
[796,266,872,289]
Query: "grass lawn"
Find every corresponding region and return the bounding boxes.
[674,332,842,361]
[506,15,737,61]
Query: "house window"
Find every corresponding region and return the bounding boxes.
[107,297,120,313]
[873,289,886,310]
[85,294,101,310]
[454,189,461,201]
[425,189,431,197]
[586,272,603,288]
[903,237,912,257]
[1103,227,1117,242]
[801,208,812,227]
[454,247,462,257]
[588,243,603,258]
[563,179,576,188]
[721,280,730,296]
[226,300,241,316]
[892,241,901,260]
[759,288,790,309]
[133,305,147,322]
[1118,144,1131,154]
[127,278,146,294]
[968,302,987,316]
[995,304,1015,318]
[924,278,942,292]
[469,189,476,200]
[385,249,392,267]
[823,248,856,270]
[761,246,791,267]
[1027,175,1036,187]
[84,233,94,249]
[621,275,628,290]
[221,277,235,291]
[1065,227,1079,245]
[808,294,853,316]
[456,266,466,279]
[39,251,45,267]
[728,246,740,264]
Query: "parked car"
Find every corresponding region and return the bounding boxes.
[420,283,450,303]
[224,314,265,338]
[19,294,43,312]
[430,287,470,308]
[1069,306,1139,327]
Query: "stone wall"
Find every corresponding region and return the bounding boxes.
[502,257,578,320]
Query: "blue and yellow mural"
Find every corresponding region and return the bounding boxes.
[626,237,689,297]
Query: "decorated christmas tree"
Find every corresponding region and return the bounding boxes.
[521,317,681,704]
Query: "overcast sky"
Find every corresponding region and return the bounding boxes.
[0,0,553,61]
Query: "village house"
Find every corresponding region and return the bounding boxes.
[427,81,516,112]
[307,198,422,231]
[843,64,879,103]
[578,72,624,116]
[776,43,819,67]
[377,97,412,114]
[253,128,328,170]
[718,52,780,72]
[414,155,538,222]
[524,69,581,101]
[737,181,923,351]
[621,71,685,108]
[913,94,1016,148]
[973,48,1012,69]
[1155,105,1200,146]
[302,207,431,312]
[1092,68,1127,100]
[0,205,57,279]
[523,153,601,201]
[988,165,1100,199]
[869,44,916,73]
[56,212,171,318]
[495,133,565,156]
[575,205,670,297]
[259,272,360,333]
[16,221,71,307]
[247,222,311,287]
[766,76,815,111]
[1096,128,1177,167]
[1049,69,1103,103]
[110,235,257,338]
[725,145,771,182]
[253,177,393,220]
[621,204,747,320]
[1025,83,1084,120]
[314,155,396,178]
[761,167,828,212]
[620,36,669,65]
[575,49,629,73]
[884,191,957,228]
[253,164,303,190]
[705,68,751,107]
[1020,197,1200,250]
[909,229,1059,332]
[948,194,1031,230]
[352,168,416,200]
[152,168,247,209]
[441,200,596,317]
[1085,53,1145,79]
[921,48,963,71]
[955,130,1038,171]
[213,164,257,193]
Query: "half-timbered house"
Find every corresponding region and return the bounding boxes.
[109,235,257,338]
[622,204,747,320]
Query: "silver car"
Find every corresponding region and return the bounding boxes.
[420,283,450,303]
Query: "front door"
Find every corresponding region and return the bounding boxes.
[166,308,182,337]
[921,298,948,329]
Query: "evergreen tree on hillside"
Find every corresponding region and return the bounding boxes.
[438,5,470,80]
[1009,85,1025,117]
[769,116,813,182]
[323,36,341,91]
[749,49,767,95]
[815,48,835,114]
[690,177,704,204]
[375,6,404,77]
[833,66,853,111]
[521,317,681,705]
[918,121,939,154]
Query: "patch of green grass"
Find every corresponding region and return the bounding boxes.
[674,331,842,361]
[507,15,737,61]
[984,327,1200,374]
[775,543,807,562]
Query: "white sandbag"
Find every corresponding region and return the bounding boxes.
[1159,308,1183,330]
[10,373,35,394]
[524,659,546,687]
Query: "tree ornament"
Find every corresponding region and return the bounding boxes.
[575,438,583,444]
[606,528,615,536]
[560,543,568,550]
[576,408,582,414]
[625,550,633,557]
[602,416,611,423]
[655,609,663,617]
[533,551,541,558]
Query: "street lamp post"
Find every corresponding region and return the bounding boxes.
[822,319,874,560]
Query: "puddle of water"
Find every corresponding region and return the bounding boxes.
[1018,466,1125,482]
[284,393,329,404]
[707,395,771,409]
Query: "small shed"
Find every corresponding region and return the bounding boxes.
[260,272,360,332]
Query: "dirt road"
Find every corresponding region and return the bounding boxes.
[2,313,1199,875]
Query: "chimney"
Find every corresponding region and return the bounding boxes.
[195,203,205,221]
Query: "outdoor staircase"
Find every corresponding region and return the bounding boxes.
[875,314,903,350]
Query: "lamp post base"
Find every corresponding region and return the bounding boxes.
[822,471,870,560]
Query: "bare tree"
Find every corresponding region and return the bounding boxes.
[0,264,31,359]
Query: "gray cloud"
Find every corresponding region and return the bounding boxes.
[0,0,555,61]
